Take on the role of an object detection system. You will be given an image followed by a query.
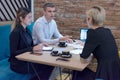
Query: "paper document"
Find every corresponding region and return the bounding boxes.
[67,44,83,49]
[70,49,83,54]
[42,46,54,51]
[72,45,83,49]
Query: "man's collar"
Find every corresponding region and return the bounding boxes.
[42,16,52,24]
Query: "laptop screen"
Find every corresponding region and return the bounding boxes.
[80,28,88,42]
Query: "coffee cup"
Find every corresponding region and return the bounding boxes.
[62,51,70,55]
[60,50,72,58]
[58,41,67,47]
[52,50,58,54]
[51,50,59,56]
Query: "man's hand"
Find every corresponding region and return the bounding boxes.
[41,42,49,46]
[59,35,73,43]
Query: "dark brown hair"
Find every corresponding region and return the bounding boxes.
[43,3,55,11]
[12,7,31,30]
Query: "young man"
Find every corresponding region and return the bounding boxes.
[32,3,72,45]
[32,3,73,80]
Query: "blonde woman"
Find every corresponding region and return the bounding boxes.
[80,6,120,80]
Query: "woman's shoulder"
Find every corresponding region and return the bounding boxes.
[11,24,23,36]
[96,27,111,35]
[88,29,96,34]
[87,29,97,38]
[87,27,111,35]
[12,26,21,33]
[96,27,110,31]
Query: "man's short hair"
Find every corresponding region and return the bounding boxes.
[43,3,55,11]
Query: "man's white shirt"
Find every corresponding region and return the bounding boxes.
[32,16,62,45]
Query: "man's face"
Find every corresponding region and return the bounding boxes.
[44,7,56,21]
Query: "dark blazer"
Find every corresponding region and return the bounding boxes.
[9,23,33,74]
[9,23,54,79]
[80,27,120,80]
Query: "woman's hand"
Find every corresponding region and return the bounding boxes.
[33,43,49,52]
[80,54,93,63]
[80,57,89,63]
[32,43,49,54]
[33,44,43,51]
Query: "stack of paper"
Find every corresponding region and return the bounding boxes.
[70,49,83,54]
[42,46,54,51]
[72,45,83,49]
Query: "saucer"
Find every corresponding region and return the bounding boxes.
[58,44,67,47]
[51,52,60,56]
[60,54,72,58]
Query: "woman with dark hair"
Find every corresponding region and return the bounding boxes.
[9,7,53,80]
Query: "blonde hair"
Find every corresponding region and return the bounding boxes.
[86,5,106,26]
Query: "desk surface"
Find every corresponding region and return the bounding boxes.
[16,41,91,71]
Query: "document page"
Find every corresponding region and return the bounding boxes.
[70,49,83,54]
[42,46,54,51]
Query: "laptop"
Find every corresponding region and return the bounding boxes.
[80,28,88,42]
